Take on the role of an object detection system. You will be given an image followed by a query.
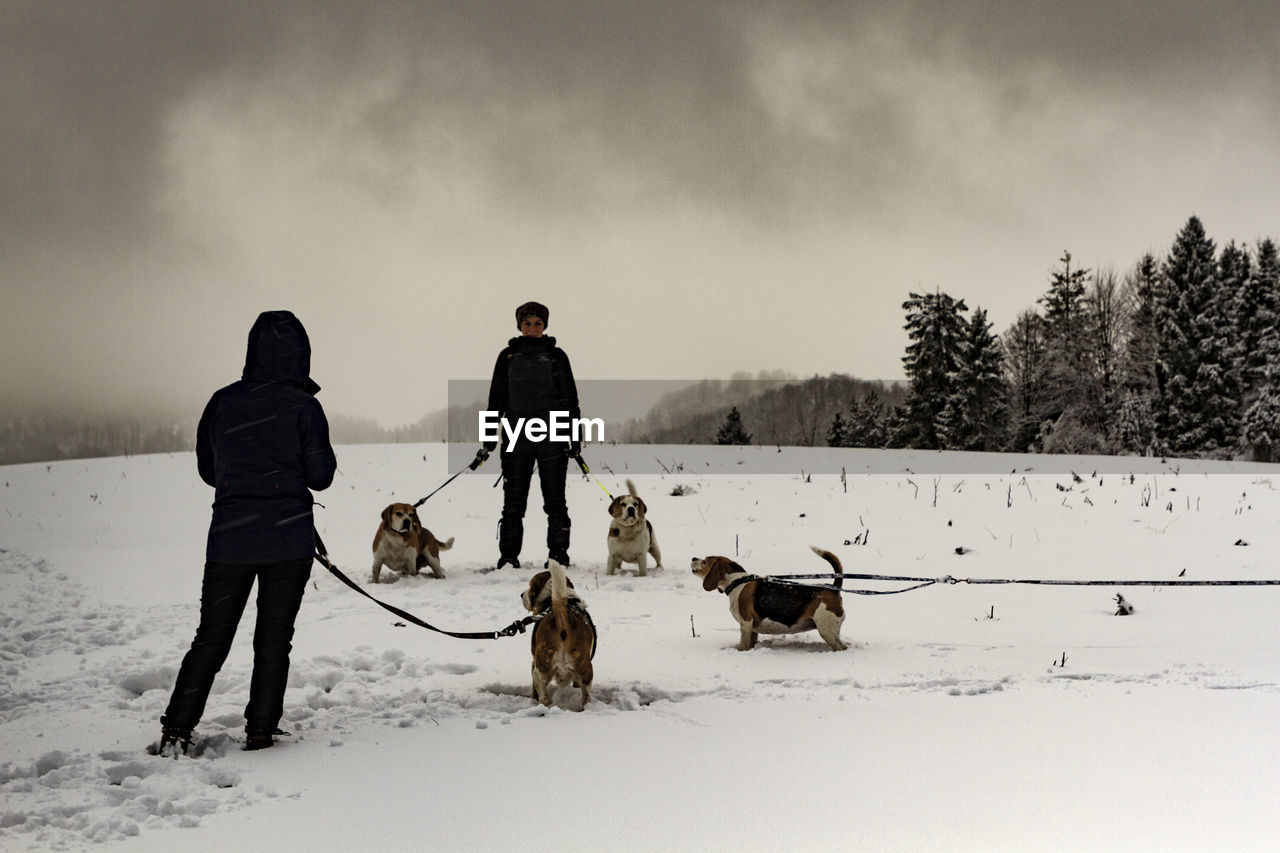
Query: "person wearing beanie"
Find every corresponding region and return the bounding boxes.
[479,301,580,570]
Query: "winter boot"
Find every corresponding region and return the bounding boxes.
[495,557,521,571]
[157,727,192,759]
[245,727,291,751]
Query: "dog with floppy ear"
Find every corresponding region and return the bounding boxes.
[521,566,584,614]
[523,561,595,708]
[371,503,453,583]
[690,547,847,651]
[606,479,662,576]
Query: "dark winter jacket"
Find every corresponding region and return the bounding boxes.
[197,311,337,564]
[485,335,580,450]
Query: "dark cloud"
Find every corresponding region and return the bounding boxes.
[3,1,1278,424]
[2,1,288,248]
[8,0,1276,242]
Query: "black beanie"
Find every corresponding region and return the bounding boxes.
[515,301,549,327]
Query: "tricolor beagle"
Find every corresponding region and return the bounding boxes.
[691,547,847,651]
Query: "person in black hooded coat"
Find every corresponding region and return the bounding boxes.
[480,301,580,570]
[159,311,337,755]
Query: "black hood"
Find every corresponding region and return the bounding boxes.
[242,311,320,394]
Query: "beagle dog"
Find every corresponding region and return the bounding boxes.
[606,479,662,576]
[521,566,583,613]
[690,547,847,651]
[522,561,595,708]
[371,503,453,583]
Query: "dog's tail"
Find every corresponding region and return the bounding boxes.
[626,478,638,497]
[549,560,571,626]
[438,537,454,551]
[810,546,843,590]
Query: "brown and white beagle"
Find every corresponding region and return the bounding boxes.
[370,502,453,583]
[606,479,662,576]
[690,547,847,651]
[522,561,595,708]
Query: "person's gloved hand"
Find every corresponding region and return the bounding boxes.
[470,447,491,470]
[567,440,582,458]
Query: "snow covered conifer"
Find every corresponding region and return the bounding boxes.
[1155,216,1237,455]
[901,290,969,449]
[938,307,1008,451]
[1237,239,1280,405]
[1035,252,1098,451]
[846,388,887,448]
[1242,388,1280,462]
[1120,253,1163,398]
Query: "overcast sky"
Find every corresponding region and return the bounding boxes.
[4,1,1278,428]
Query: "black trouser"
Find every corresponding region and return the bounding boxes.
[499,438,571,562]
[162,558,311,735]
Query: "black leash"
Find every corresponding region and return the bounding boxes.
[313,531,541,640]
[732,571,1280,596]
[413,451,489,508]
[721,573,936,597]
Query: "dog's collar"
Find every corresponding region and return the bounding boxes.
[721,574,758,596]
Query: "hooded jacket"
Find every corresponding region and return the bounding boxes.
[197,311,337,564]
[485,335,580,448]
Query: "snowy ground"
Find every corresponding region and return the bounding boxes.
[2,443,1279,851]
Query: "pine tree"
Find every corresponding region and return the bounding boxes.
[1035,251,1092,429]
[715,406,753,445]
[1254,240,1280,390]
[1156,216,1238,454]
[900,291,969,449]
[1121,252,1163,397]
[1237,238,1280,401]
[938,307,1008,451]
[1237,238,1280,461]
[1242,388,1280,462]
[1113,253,1164,454]
[882,403,912,449]
[825,412,849,447]
[845,388,887,448]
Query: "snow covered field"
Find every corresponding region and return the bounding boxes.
[3,443,1279,851]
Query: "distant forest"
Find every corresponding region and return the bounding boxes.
[0,377,901,465]
[4,215,1275,466]
[0,409,450,466]
[611,374,906,447]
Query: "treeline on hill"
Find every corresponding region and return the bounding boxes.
[0,408,449,466]
[764,215,1276,462]
[0,409,197,465]
[615,373,906,447]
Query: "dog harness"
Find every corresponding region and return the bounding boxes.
[531,600,598,660]
[722,574,828,627]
